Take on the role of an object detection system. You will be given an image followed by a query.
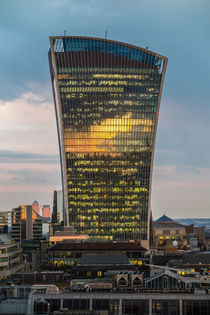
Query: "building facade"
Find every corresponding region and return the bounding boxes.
[52,191,58,223]
[47,241,147,268]
[52,190,64,224]
[0,211,11,234]
[42,205,51,221]
[49,36,167,242]
[10,206,49,242]
[154,215,187,251]
[0,234,23,277]
[32,200,40,215]
[49,226,88,245]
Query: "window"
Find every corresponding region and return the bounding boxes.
[97,271,102,277]
[87,271,91,277]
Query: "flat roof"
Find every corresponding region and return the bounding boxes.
[49,241,147,252]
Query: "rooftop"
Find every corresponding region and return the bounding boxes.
[154,221,185,229]
[156,215,174,222]
[0,234,16,245]
[50,36,167,61]
[182,252,210,265]
[154,215,185,228]
[79,253,130,265]
[49,241,147,252]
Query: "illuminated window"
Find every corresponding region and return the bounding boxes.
[49,37,167,241]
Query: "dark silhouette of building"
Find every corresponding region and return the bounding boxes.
[51,190,63,224]
[51,191,58,224]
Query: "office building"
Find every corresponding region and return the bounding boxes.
[42,205,51,221]
[32,200,40,215]
[57,190,63,222]
[49,36,167,244]
[51,191,58,223]
[0,234,23,277]
[10,205,49,242]
[0,211,11,234]
[52,190,63,224]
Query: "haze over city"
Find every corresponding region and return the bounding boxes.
[0,0,210,218]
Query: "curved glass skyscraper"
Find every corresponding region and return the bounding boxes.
[49,36,167,243]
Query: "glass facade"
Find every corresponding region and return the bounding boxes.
[49,36,167,241]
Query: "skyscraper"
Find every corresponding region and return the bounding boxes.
[42,205,51,220]
[32,200,40,215]
[49,36,167,244]
[52,190,64,223]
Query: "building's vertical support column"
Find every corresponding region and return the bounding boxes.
[179,299,183,315]
[149,298,152,315]
[31,297,34,315]
[60,297,63,309]
[118,299,122,315]
[26,295,34,315]
[89,298,93,310]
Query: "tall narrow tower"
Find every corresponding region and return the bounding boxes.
[49,36,167,244]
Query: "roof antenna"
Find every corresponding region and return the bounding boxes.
[64,29,66,36]
[105,30,108,39]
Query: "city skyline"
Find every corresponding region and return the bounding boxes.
[0,0,210,218]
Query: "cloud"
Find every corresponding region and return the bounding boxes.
[0,162,61,211]
[0,190,58,212]
[8,168,59,184]
[0,162,60,187]
[0,87,54,130]
[152,165,210,219]
[0,150,59,164]
[154,97,210,168]
[0,0,209,102]
[0,87,61,210]
[0,0,209,216]
[0,86,59,154]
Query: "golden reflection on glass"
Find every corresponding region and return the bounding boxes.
[50,38,166,240]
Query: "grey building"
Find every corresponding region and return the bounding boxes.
[0,234,23,277]
[10,206,49,242]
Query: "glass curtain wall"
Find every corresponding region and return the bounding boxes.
[49,37,167,241]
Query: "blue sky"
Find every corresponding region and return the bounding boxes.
[0,0,210,218]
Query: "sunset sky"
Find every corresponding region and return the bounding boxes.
[0,0,210,218]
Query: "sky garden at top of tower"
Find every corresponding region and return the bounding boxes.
[49,37,167,243]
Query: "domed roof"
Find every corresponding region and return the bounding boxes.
[33,200,39,204]
[156,214,173,222]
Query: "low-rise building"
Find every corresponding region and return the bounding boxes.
[49,226,88,244]
[154,215,187,251]
[46,241,147,269]
[0,234,24,277]
[1,283,210,315]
